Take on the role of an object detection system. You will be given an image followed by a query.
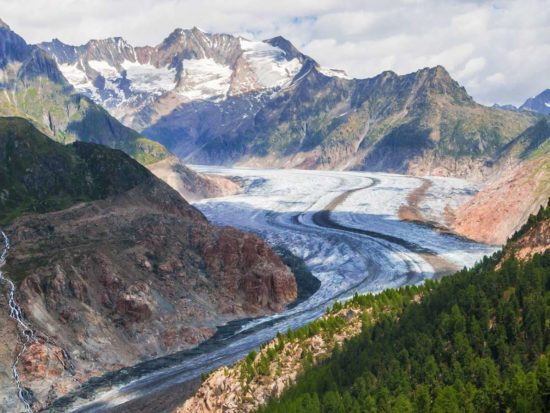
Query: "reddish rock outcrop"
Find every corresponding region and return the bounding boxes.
[452,158,550,245]
[3,178,296,408]
[503,220,550,262]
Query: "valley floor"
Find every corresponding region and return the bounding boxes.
[49,168,495,413]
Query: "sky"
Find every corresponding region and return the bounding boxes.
[1,0,549,106]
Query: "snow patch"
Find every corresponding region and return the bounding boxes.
[88,60,119,79]
[545,102,550,108]
[240,39,302,89]
[121,60,176,94]
[176,58,232,101]
[59,63,91,87]
[318,67,351,79]
[58,63,99,99]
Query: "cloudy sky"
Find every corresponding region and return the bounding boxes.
[1,0,549,105]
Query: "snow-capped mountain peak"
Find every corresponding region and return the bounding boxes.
[39,30,342,126]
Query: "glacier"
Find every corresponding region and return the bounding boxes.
[60,167,495,413]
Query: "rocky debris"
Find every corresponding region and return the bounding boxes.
[148,156,240,201]
[2,179,296,408]
[0,295,23,413]
[176,308,363,413]
[18,340,65,380]
[398,178,432,223]
[406,153,492,180]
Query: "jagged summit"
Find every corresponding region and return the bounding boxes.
[39,29,313,125]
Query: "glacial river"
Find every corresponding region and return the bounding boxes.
[49,168,495,412]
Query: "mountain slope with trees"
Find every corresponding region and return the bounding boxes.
[257,205,550,413]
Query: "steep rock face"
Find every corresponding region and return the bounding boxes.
[506,220,550,261]
[452,158,550,244]
[4,183,295,409]
[0,22,170,164]
[452,119,550,244]
[0,119,296,410]
[496,199,550,263]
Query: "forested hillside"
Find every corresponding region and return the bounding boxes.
[258,210,550,413]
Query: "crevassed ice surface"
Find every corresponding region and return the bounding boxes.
[193,167,496,330]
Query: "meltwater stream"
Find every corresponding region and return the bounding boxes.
[0,230,35,413]
[47,168,496,412]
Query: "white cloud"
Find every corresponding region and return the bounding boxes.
[1,0,549,105]
[457,57,486,79]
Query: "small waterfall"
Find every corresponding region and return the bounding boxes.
[0,230,35,413]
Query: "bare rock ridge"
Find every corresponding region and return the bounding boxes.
[520,89,550,115]
[0,117,297,411]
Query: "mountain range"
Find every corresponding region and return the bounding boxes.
[520,89,550,115]
[1,16,550,413]
[0,18,243,203]
[494,89,550,115]
[36,26,550,244]
[40,29,543,177]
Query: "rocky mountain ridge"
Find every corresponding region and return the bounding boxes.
[520,89,550,115]
[0,20,171,165]
[39,29,335,131]
[40,30,538,176]
[0,117,297,412]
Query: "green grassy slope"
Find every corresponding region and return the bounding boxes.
[0,117,152,224]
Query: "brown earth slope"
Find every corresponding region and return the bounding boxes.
[0,119,296,412]
[452,119,550,245]
[148,157,240,201]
